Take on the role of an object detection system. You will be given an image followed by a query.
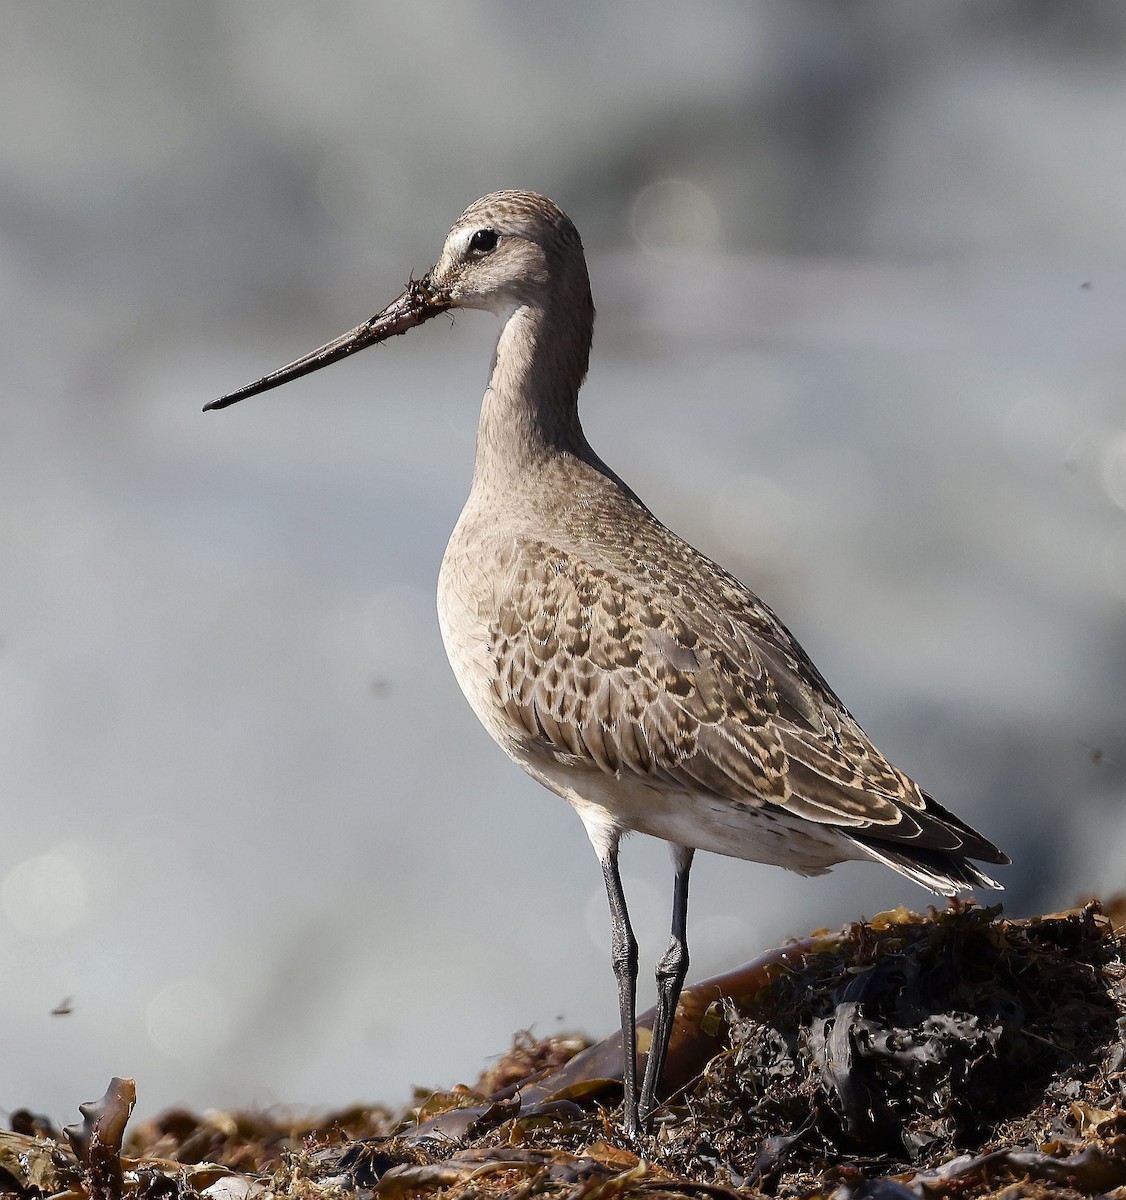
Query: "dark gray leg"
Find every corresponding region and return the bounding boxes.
[638,844,694,1125]
[600,837,641,1138]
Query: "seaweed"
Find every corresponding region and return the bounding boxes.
[4,902,1125,1200]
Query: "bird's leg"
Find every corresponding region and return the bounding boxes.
[600,839,641,1138]
[638,844,694,1126]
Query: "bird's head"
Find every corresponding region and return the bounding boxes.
[204,190,588,412]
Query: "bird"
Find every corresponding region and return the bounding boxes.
[205,190,1009,1137]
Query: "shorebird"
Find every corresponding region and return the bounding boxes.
[206,190,1009,1137]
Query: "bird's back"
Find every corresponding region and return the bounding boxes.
[438,453,1008,895]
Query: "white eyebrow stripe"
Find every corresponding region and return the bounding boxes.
[450,226,477,257]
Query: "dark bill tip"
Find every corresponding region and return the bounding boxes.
[204,277,447,412]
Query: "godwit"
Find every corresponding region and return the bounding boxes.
[206,190,1008,1137]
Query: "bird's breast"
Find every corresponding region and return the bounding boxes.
[437,510,525,757]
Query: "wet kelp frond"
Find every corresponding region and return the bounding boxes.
[656,902,1125,1190]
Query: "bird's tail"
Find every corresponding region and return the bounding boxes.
[848,836,1004,897]
[844,789,1009,897]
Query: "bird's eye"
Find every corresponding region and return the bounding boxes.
[468,228,500,254]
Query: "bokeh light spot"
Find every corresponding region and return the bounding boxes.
[1100,431,1126,509]
[146,979,232,1062]
[2,851,87,938]
[631,178,720,254]
[710,473,795,562]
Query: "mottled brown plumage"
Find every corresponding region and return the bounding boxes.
[207,189,1008,1138]
[482,503,1000,875]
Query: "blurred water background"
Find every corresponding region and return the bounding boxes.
[2,1,1126,1123]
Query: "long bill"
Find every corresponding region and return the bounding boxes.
[203,276,449,412]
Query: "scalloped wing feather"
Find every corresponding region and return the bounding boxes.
[484,519,1007,877]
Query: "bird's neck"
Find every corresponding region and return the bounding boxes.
[472,299,595,489]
